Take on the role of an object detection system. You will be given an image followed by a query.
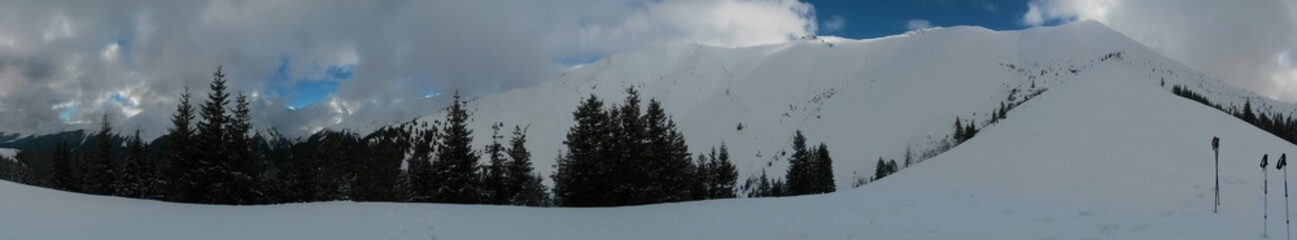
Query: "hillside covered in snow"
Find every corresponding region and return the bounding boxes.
[3,20,1296,239]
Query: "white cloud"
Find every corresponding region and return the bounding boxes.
[41,14,74,42]
[100,42,119,62]
[906,19,933,31]
[1022,0,1297,102]
[0,0,819,135]
[1023,3,1044,26]
[823,15,846,33]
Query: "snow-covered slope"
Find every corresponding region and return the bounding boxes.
[3,20,1295,239]
[448,20,1193,187]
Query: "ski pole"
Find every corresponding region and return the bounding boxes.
[1265,154,1270,237]
[1280,153,1289,240]
[1214,137,1220,213]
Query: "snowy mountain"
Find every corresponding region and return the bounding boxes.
[3,20,1296,239]
[435,19,1265,188]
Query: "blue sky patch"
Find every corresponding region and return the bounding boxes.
[806,0,1034,39]
[265,56,356,109]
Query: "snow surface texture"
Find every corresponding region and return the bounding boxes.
[3,20,1294,239]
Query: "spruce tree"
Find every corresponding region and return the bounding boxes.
[115,130,148,198]
[963,119,977,140]
[1244,100,1256,124]
[692,152,712,200]
[506,126,548,206]
[613,88,645,204]
[282,136,320,202]
[711,142,738,199]
[355,125,410,202]
[954,117,964,142]
[313,130,350,201]
[11,151,35,185]
[223,92,263,204]
[194,67,231,204]
[785,130,812,195]
[750,171,771,198]
[642,99,693,203]
[887,159,898,176]
[51,140,76,191]
[163,87,197,202]
[77,151,91,192]
[814,143,835,193]
[430,91,481,204]
[553,94,608,207]
[875,157,889,180]
[482,123,510,204]
[83,113,115,195]
[408,126,437,202]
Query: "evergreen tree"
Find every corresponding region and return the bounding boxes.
[222,92,263,204]
[749,171,772,198]
[692,152,712,200]
[77,151,91,192]
[641,98,694,204]
[998,102,1008,120]
[954,117,965,142]
[553,94,609,207]
[813,143,835,194]
[771,179,788,197]
[84,113,115,195]
[875,157,890,180]
[194,67,231,204]
[963,119,977,140]
[482,123,510,204]
[506,126,548,206]
[430,91,482,204]
[612,88,645,205]
[115,130,148,198]
[553,89,693,206]
[904,147,912,168]
[785,130,812,195]
[281,136,320,202]
[887,159,898,176]
[354,124,410,202]
[313,130,350,201]
[1243,100,1256,124]
[709,142,738,199]
[163,87,197,202]
[408,126,437,202]
[11,151,36,185]
[51,140,76,191]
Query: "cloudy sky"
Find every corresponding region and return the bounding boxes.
[0,0,1292,136]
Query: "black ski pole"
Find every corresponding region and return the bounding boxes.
[1265,154,1271,237]
[1214,137,1221,213]
[1280,153,1289,240]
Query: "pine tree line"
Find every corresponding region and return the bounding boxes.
[1171,84,1297,146]
[1,67,551,206]
[741,130,836,198]
[553,87,744,207]
[1,69,857,208]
